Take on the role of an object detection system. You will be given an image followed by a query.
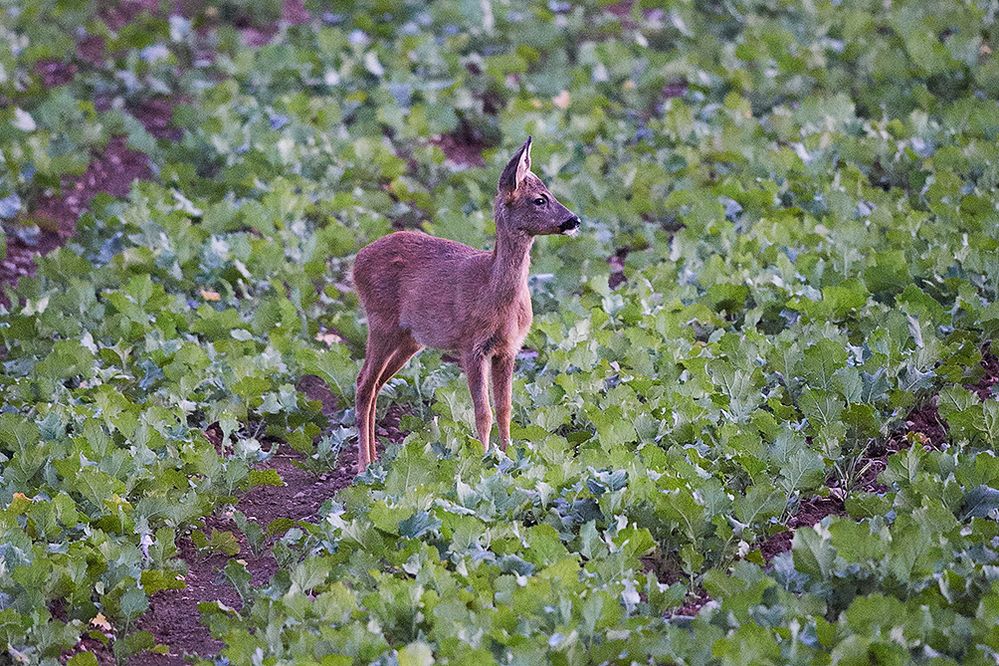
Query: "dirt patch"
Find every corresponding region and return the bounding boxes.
[77,35,108,67]
[673,588,710,617]
[639,550,713,619]
[605,0,666,29]
[759,496,845,563]
[972,343,998,400]
[238,0,311,47]
[431,129,487,168]
[605,0,635,21]
[4,3,163,297]
[1,137,151,296]
[239,26,275,48]
[897,398,948,448]
[609,248,629,288]
[35,59,78,87]
[131,525,239,664]
[101,0,166,31]
[135,375,340,663]
[134,379,417,664]
[133,97,183,140]
[282,0,310,25]
[33,136,152,226]
[135,453,357,663]
[54,597,116,666]
[851,397,948,492]
[662,80,687,99]
[376,403,411,450]
[759,395,950,564]
[61,634,116,666]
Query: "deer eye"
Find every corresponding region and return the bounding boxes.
[533,196,548,206]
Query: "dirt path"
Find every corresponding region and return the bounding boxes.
[432,130,487,168]
[0,0,170,294]
[134,377,349,664]
[0,137,151,293]
[134,392,409,665]
[758,346,998,564]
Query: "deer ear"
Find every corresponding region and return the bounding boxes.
[498,136,532,195]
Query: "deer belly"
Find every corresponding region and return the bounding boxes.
[399,311,461,350]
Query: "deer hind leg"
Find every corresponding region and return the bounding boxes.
[364,334,421,464]
[356,328,404,470]
[462,352,493,450]
[491,354,514,450]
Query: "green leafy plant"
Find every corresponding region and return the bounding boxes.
[1,0,998,663]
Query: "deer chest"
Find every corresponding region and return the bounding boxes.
[477,297,532,358]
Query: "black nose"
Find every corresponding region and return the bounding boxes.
[559,216,581,232]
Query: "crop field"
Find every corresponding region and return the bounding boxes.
[1,0,999,664]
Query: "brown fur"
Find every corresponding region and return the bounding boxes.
[351,137,580,469]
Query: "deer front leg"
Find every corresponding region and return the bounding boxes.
[463,353,492,450]
[491,354,514,450]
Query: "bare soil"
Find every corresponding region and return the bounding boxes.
[972,343,998,400]
[1,136,151,299]
[101,0,166,31]
[239,0,310,47]
[133,97,183,140]
[674,588,711,617]
[34,59,78,87]
[609,248,629,288]
[432,131,487,168]
[758,496,846,563]
[133,386,409,665]
[756,348,999,566]
[2,2,168,296]
[133,447,357,665]
[758,394,950,564]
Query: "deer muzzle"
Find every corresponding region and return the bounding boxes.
[559,215,581,236]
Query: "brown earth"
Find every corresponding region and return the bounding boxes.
[758,394,948,564]
[34,59,79,87]
[640,551,713,618]
[133,384,410,665]
[432,131,487,168]
[758,496,845,563]
[238,0,310,47]
[756,358,995,566]
[674,588,711,617]
[850,396,948,495]
[605,0,640,24]
[133,446,358,664]
[2,0,175,297]
[609,248,629,288]
[1,136,151,300]
[102,0,166,31]
[971,343,998,400]
[132,97,183,140]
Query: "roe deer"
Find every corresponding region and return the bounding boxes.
[351,137,580,469]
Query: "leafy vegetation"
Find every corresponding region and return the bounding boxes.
[1,0,998,664]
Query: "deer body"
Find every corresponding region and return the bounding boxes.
[356,231,533,355]
[352,138,579,469]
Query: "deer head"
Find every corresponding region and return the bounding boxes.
[495,137,581,237]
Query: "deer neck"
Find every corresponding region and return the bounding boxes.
[489,229,534,302]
